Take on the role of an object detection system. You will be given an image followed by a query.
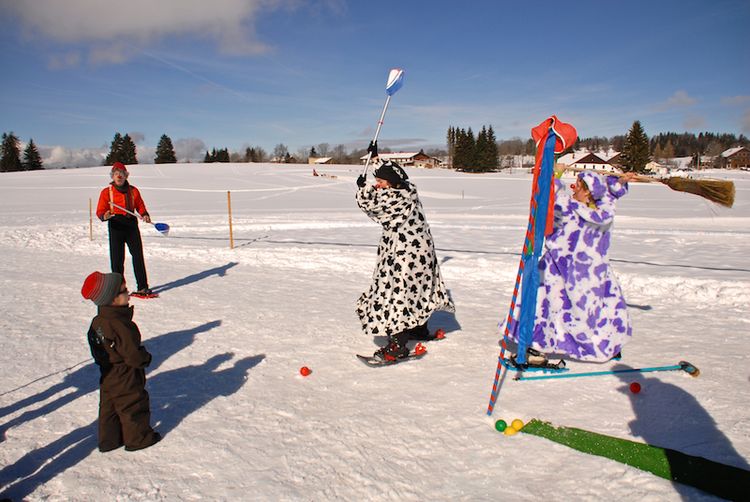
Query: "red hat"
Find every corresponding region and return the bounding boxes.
[81,271,123,306]
[111,162,128,174]
[531,116,578,154]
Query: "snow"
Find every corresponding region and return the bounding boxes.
[1,163,749,501]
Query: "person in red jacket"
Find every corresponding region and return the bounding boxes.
[96,162,153,296]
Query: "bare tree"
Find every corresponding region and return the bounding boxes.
[272,143,289,162]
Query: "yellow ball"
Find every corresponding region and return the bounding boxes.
[503,427,519,436]
[511,419,524,430]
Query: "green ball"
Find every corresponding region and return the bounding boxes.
[494,419,507,432]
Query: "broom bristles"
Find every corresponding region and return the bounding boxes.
[661,177,735,208]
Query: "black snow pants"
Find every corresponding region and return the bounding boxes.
[108,216,149,291]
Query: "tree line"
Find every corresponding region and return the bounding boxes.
[448,123,749,173]
[447,125,499,171]
[3,126,748,172]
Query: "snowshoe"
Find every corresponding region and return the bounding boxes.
[372,340,409,362]
[357,343,427,367]
[131,288,159,299]
[504,348,567,373]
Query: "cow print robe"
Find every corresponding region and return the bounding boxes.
[356,182,454,338]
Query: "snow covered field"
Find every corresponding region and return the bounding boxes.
[1,163,748,501]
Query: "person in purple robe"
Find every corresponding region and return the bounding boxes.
[512,169,638,366]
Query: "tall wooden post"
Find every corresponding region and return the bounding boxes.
[89,198,93,241]
[227,191,234,249]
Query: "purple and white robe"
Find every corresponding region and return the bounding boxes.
[514,172,632,362]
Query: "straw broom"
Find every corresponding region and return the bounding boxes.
[558,165,735,208]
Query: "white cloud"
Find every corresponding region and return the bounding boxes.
[40,145,107,168]
[4,0,292,65]
[174,138,207,162]
[656,90,697,111]
[37,136,206,168]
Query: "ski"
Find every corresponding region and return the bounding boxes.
[357,343,427,367]
[513,360,699,381]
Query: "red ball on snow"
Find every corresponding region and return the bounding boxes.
[629,382,641,394]
[435,328,446,339]
[300,366,312,377]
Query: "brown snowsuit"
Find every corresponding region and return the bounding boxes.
[87,305,160,452]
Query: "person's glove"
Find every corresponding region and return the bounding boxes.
[367,140,378,158]
[356,175,366,187]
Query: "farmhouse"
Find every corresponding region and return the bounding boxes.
[721,147,750,169]
[361,150,440,168]
[556,149,621,173]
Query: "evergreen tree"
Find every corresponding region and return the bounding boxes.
[309,146,317,158]
[204,151,212,163]
[464,127,476,171]
[446,126,456,168]
[23,138,44,170]
[452,128,466,170]
[485,125,499,170]
[104,132,124,165]
[453,127,478,171]
[120,134,138,164]
[154,134,177,164]
[216,148,230,162]
[620,120,650,173]
[476,126,498,171]
[475,126,490,171]
[1,132,23,172]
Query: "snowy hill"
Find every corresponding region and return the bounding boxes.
[1,163,749,500]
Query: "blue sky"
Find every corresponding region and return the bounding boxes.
[0,0,748,166]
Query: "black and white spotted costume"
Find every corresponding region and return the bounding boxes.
[355,181,454,338]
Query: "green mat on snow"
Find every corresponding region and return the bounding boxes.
[521,419,749,500]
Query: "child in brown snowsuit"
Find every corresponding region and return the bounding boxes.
[82,271,161,452]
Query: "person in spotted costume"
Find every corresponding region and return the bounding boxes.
[510,169,638,364]
[355,161,455,361]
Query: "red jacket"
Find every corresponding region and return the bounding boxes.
[96,183,149,221]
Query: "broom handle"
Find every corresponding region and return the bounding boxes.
[558,165,652,183]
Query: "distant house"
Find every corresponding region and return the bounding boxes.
[360,149,440,168]
[720,147,750,169]
[645,161,669,175]
[556,149,621,173]
[308,157,332,165]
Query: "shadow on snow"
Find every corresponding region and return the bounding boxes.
[614,364,750,499]
[151,262,239,294]
[0,320,261,500]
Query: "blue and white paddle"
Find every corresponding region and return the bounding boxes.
[361,68,405,178]
[111,203,170,236]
